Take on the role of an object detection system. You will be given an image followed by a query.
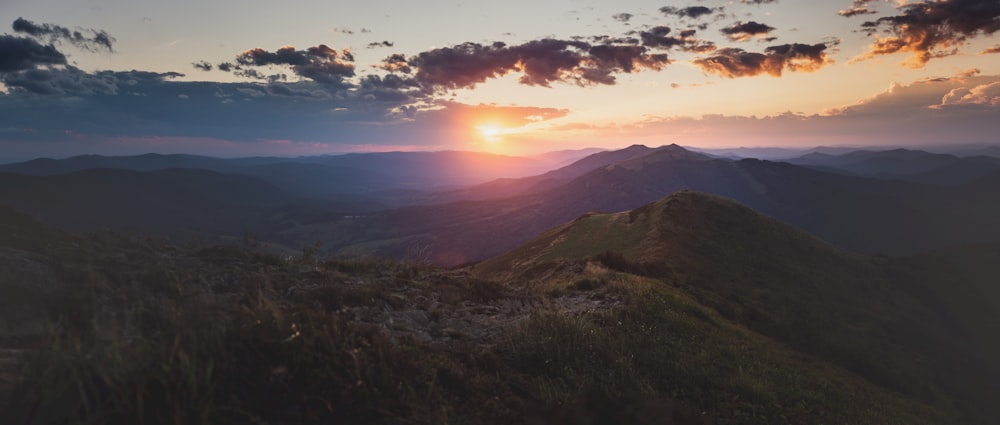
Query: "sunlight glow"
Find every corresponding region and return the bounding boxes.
[477,124,504,143]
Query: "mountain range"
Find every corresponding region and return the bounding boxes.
[3,144,1000,264]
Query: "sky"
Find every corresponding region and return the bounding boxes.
[1,0,999,160]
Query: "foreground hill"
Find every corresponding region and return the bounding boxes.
[478,191,1000,423]
[3,195,996,424]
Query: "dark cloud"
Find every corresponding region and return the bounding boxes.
[612,13,634,23]
[2,67,181,96]
[229,44,355,87]
[366,41,394,49]
[721,21,776,42]
[358,74,425,102]
[192,61,213,71]
[12,17,115,52]
[659,6,718,19]
[640,27,717,52]
[740,0,777,3]
[378,53,412,74]
[403,38,671,90]
[692,42,832,78]
[857,0,1000,67]
[839,1,879,18]
[839,7,877,17]
[0,34,66,72]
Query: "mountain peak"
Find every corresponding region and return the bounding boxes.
[476,190,837,276]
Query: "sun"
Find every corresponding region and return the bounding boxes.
[477,124,503,143]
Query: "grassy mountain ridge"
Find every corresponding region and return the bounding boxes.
[0,201,983,424]
[478,191,1000,423]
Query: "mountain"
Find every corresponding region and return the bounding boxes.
[424,144,700,203]
[0,168,298,237]
[0,151,563,199]
[478,191,1000,423]
[0,153,282,175]
[526,147,606,168]
[312,150,554,188]
[3,196,996,424]
[293,145,1000,264]
[690,145,864,160]
[786,148,1000,184]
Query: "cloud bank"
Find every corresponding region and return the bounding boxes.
[857,0,1000,67]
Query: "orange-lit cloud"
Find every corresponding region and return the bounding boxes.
[838,0,879,17]
[856,0,1000,67]
[692,43,833,78]
[980,45,1000,54]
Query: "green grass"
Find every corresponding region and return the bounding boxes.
[503,281,952,425]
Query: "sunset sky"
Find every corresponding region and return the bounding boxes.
[1,0,999,160]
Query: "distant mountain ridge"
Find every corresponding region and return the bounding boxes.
[424,144,697,203]
[0,150,564,198]
[786,148,1000,184]
[285,144,1000,264]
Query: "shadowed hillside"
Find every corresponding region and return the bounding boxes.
[478,191,1000,423]
[2,198,996,424]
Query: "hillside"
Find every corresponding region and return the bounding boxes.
[477,191,1000,423]
[3,195,996,423]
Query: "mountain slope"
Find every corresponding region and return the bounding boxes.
[0,203,979,425]
[426,144,706,203]
[478,191,1000,423]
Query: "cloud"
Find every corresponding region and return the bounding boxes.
[639,27,717,53]
[692,43,833,78]
[839,0,879,17]
[937,81,1000,107]
[612,13,633,23]
[856,0,1000,67]
[659,6,719,19]
[435,102,569,128]
[721,21,777,41]
[740,0,778,4]
[223,44,356,87]
[0,34,66,72]
[540,75,1000,150]
[12,17,115,52]
[366,41,394,48]
[403,38,671,90]
[192,61,212,71]
[980,45,1000,54]
[839,7,877,17]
